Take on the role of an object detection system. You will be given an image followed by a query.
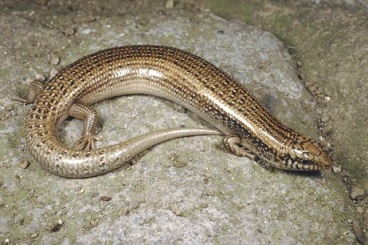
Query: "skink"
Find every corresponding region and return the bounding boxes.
[24,45,332,178]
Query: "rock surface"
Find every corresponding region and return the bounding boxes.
[0,1,363,244]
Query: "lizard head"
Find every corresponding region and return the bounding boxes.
[280,135,333,171]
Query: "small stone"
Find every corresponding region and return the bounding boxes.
[199,202,209,208]
[4,105,13,111]
[356,206,364,214]
[319,139,328,147]
[320,114,330,123]
[34,73,45,81]
[50,55,60,65]
[173,158,187,168]
[332,164,341,173]
[350,187,365,200]
[62,27,76,37]
[321,125,333,135]
[100,195,112,202]
[50,219,63,232]
[317,119,323,127]
[351,220,365,244]
[19,159,30,169]
[323,144,331,152]
[165,0,174,9]
[170,204,182,216]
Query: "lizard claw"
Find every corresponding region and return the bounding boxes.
[75,135,102,150]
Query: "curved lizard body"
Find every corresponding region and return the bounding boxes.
[25,45,332,178]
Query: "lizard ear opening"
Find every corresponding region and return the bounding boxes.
[301,159,314,165]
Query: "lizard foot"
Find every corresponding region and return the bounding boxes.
[75,134,102,150]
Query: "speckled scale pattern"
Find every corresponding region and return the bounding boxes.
[26,45,332,177]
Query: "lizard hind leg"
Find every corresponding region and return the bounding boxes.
[69,103,102,150]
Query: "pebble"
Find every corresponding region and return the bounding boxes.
[34,74,45,81]
[173,158,188,168]
[18,159,30,169]
[170,204,183,216]
[100,195,112,202]
[332,164,341,173]
[5,105,13,111]
[50,219,63,232]
[350,186,365,200]
[50,54,60,65]
[321,125,333,135]
[351,220,365,244]
[319,138,328,147]
[62,27,76,37]
[165,0,174,9]
[356,206,364,214]
[320,114,330,123]
[200,202,209,208]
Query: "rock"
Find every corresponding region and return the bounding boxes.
[350,187,365,200]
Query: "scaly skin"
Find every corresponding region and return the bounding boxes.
[25,45,332,178]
